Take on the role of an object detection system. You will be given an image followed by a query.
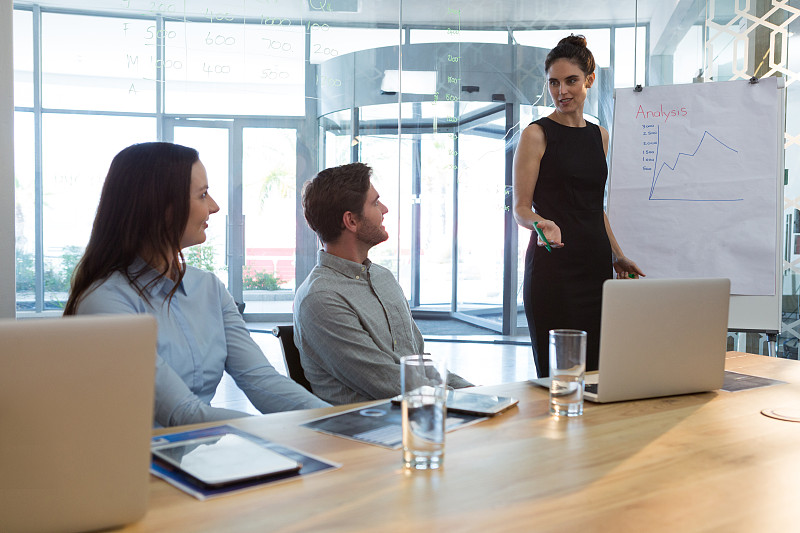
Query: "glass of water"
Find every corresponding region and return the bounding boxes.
[400,354,448,470]
[549,329,587,417]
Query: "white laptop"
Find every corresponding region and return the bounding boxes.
[0,314,157,533]
[534,278,730,403]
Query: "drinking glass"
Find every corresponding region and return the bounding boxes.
[549,329,587,417]
[401,354,448,470]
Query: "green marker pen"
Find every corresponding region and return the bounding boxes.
[533,221,552,252]
[628,273,635,279]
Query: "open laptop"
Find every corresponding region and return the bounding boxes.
[533,278,730,403]
[0,314,157,533]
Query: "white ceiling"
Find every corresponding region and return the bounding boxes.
[13,0,664,26]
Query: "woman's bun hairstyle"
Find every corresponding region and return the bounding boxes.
[544,33,595,76]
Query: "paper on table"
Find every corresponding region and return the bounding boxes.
[301,400,486,449]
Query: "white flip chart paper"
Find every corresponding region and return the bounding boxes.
[608,77,780,295]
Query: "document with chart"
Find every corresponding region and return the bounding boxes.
[608,77,780,295]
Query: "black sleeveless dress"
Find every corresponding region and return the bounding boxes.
[522,117,612,377]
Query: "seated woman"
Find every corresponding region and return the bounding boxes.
[64,142,329,426]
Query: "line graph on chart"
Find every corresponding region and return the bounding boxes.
[647,126,743,202]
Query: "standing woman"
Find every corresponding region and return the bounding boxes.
[513,35,644,377]
[64,142,329,426]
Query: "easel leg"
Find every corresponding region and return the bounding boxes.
[768,333,778,357]
[736,332,746,353]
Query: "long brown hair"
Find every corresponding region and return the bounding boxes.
[63,142,199,315]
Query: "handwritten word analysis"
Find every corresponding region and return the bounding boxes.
[635,104,687,123]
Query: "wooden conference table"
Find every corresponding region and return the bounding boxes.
[128,352,800,532]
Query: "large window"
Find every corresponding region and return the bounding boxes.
[42,13,156,112]
[15,1,792,354]
[42,114,156,305]
[13,9,33,108]
[164,21,306,116]
[242,127,298,313]
[12,3,647,333]
[14,111,35,310]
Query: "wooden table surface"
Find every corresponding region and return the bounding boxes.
[127,352,800,533]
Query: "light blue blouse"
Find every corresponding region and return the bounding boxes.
[76,258,329,426]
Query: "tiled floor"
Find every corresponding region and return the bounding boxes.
[210,325,536,414]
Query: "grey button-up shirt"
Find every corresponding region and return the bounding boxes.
[294,250,471,404]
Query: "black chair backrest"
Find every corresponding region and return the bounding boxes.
[271,325,313,392]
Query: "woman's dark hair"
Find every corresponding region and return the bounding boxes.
[544,34,595,76]
[63,142,199,315]
[301,162,372,244]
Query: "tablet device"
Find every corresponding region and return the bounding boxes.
[392,390,518,416]
[151,433,301,488]
[446,390,519,415]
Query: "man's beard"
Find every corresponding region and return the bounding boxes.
[356,218,389,247]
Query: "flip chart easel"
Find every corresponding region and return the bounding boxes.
[607,77,785,354]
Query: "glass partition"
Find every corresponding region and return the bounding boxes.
[11,0,800,356]
[39,114,155,309]
[14,112,35,311]
[9,0,632,333]
[456,116,505,321]
[242,127,298,314]
[171,125,230,283]
[164,20,306,116]
[13,10,33,108]
[42,13,156,112]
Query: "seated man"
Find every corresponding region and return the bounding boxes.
[294,162,473,404]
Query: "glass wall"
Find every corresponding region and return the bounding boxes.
[10,0,799,355]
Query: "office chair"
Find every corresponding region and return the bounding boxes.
[271,325,313,392]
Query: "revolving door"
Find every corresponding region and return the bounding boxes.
[317,42,607,335]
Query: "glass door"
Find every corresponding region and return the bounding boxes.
[164,120,300,317]
[454,109,507,329]
[323,100,524,335]
[166,122,232,292]
[241,127,298,315]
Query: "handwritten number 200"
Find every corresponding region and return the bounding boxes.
[314,44,338,56]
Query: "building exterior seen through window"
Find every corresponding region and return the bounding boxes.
[11,1,800,356]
